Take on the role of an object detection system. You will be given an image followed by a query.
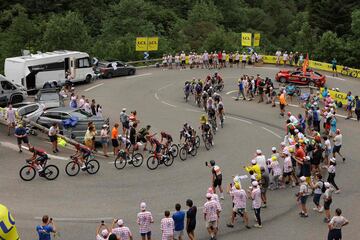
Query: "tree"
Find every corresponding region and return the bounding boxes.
[42,12,91,51]
[315,31,343,62]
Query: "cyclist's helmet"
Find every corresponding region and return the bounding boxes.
[29,146,35,152]
[75,143,81,150]
[160,131,166,136]
[209,160,216,166]
[287,112,291,117]
[183,123,188,128]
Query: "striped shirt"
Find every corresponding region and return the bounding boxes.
[112,226,132,240]
[137,211,153,234]
[160,217,174,240]
[230,188,247,209]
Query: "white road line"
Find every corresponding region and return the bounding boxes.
[34,217,114,222]
[84,83,104,92]
[158,83,174,91]
[326,75,346,81]
[226,90,237,95]
[0,141,69,161]
[161,101,177,108]
[226,116,253,124]
[108,161,115,164]
[126,73,152,79]
[154,93,159,100]
[261,127,282,139]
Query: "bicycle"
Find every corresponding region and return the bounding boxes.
[19,157,59,181]
[202,132,213,150]
[146,150,174,170]
[114,149,143,169]
[195,93,201,107]
[218,112,224,128]
[162,142,179,158]
[65,153,100,176]
[209,117,217,134]
[178,141,197,161]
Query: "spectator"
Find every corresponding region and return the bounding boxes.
[354,95,360,121]
[91,99,96,116]
[96,221,111,240]
[36,215,56,240]
[327,158,340,193]
[172,203,185,240]
[161,210,174,240]
[226,182,251,229]
[69,93,77,108]
[327,208,349,240]
[14,123,30,153]
[203,193,221,240]
[249,181,262,228]
[111,123,120,155]
[297,176,310,218]
[48,123,59,153]
[6,104,16,136]
[96,104,103,117]
[311,173,324,212]
[84,125,96,150]
[100,124,110,157]
[111,219,133,240]
[185,199,196,240]
[120,108,130,136]
[84,99,91,114]
[78,95,85,109]
[260,167,269,208]
[137,202,154,240]
[332,129,345,162]
[323,182,334,223]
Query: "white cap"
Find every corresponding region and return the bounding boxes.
[207,187,214,194]
[305,156,310,160]
[102,124,108,128]
[330,157,336,163]
[324,182,331,188]
[101,229,109,237]
[295,129,299,133]
[117,219,124,226]
[256,149,262,154]
[252,181,258,187]
[280,142,286,146]
[140,202,146,210]
[271,147,277,151]
[206,193,212,199]
[251,159,257,164]
[122,108,126,111]
[300,176,306,182]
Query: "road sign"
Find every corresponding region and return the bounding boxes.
[254,33,260,47]
[147,37,159,51]
[136,37,148,51]
[144,52,149,60]
[241,33,252,46]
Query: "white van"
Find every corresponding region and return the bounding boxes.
[0,74,27,106]
[4,50,95,90]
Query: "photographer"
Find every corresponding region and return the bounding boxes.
[36,215,56,240]
[96,221,111,240]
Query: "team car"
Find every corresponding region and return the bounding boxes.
[275,69,326,87]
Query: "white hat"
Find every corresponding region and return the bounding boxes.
[280,142,286,146]
[251,159,257,164]
[102,124,108,128]
[330,158,336,163]
[140,202,146,210]
[122,108,126,111]
[206,193,212,199]
[117,219,124,226]
[294,129,299,133]
[305,156,310,160]
[101,229,109,237]
[271,147,277,151]
[252,181,258,187]
[256,149,262,154]
[300,176,306,182]
[324,182,331,188]
[207,187,214,194]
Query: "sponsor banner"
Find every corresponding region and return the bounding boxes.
[135,37,148,51]
[254,33,260,47]
[319,87,348,105]
[147,37,159,51]
[241,33,252,46]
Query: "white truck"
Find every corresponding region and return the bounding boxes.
[4,50,95,90]
[0,74,27,106]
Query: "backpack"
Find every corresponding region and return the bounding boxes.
[138,127,147,136]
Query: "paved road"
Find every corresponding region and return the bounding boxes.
[1,65,359,240]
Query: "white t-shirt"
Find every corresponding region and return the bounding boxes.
[314,181,323,194]
[334,134,342,146]
[299,183,309,195]
[289,115,298,125]
[275,51,281,57]
[325,139,332,150]
[180,53,186,61]
[283,156,293,173]
[328,165,336,174]
[330,216,348,229]
[255,155,266,170]
[283,53,288,61]
[78,98,85,108]
[251,187,262,209]
[242,54,246,61]
[235,53,240,60]
[84,102,91,113]
[231,188,247,209]
[270,160,282,176]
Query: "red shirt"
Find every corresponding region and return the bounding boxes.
[295,147,305,162]
[218,52,222,60]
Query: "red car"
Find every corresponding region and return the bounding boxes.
[275,69,326,87]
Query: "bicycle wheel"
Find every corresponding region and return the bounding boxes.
[65,161,80,176]
[19,165,36,181]
[170,144,179,158]
[43,165,59,181]
[131,153,144,167]
[195,136,201,148]
[190,146,197,156]
[114,157,127,169]
[205,138,212,150]
[146,156,159,170]
[163,155,174,167]
[179,147,187,161]
[86,159,100,175]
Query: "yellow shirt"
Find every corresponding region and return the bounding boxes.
[245,164,262,180]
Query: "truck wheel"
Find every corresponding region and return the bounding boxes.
[85,75,92,83]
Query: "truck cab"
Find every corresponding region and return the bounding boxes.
[0,75,27,107]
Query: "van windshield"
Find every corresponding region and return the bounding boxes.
[39,93,59,101]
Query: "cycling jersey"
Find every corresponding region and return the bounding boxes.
[208,107,216,118]
[32,148,47,157]
[201,123,211,132]
[195,84,202,94]
[184,84,191,93]
[161,132,173,142]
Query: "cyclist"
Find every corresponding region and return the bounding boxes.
[74,143,92,169]
[217,100,225,127]
[200,115,213,145]
[180,123,195,152]
[184,82,191,101]
[194,81,203,104]
[146,135,163,159]
[28,146,48,175]
[213,92,222,105]
[118,134,132,157]
[160,131,173,150]
[207,104,217,132]
[201,91,209,112]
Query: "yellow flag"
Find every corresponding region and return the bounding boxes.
[254,33,260,47]
[135,37,148,51]
[0,204,20,240]
[241,33,252,46]
[147,37,159,51]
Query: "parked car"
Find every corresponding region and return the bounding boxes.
[96,61,136,78]
[275,69,326,87]
[0,74,27,107]
[12,102,45,122]
[34,88,64,109]
[37,107,109,143]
